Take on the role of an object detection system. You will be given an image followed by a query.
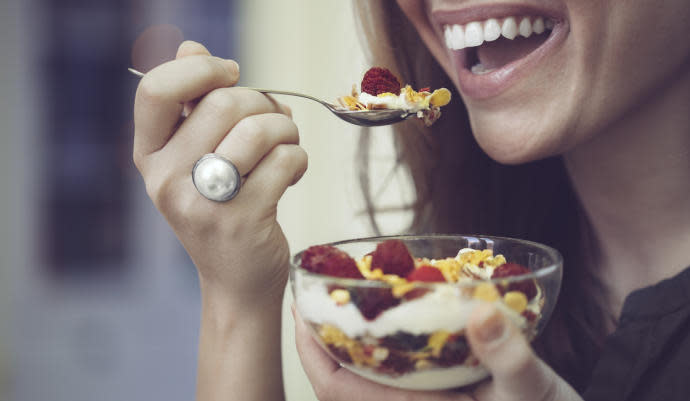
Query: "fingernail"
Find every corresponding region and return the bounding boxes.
[476,306,506,344]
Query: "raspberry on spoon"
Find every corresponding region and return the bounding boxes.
[361,67,402,96]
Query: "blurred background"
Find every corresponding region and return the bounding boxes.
[0,0,413,400]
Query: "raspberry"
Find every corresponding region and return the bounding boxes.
[361,67,402,96]
[350,287,400,320]
[300,245,363,279]
[522,310,538,322]
[492,263,537,300]
[402,288,430,301]
[380,332,429,352]
[435,335,469,367]
[370,240,415,277]
[378,350,416,375]
[406,265,446,282]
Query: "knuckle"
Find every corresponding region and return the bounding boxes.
[291,147,308,178]
[132,149,145,172]
[281,103,293,118]
[176,194,222,234]
[292,146,309,170]
[296,145,308,166]
[233,116,267,151]
[223,59,240,82]
[137,75,167,103]
[144,173,178,213]
[203,88,237,114]
[503,340,538,375]
[271,144,295,164]
[277,113,300,143]
[200,56,232,82]
[148,176,226,234]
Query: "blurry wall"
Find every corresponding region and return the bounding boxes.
[0,0,22,397]
[5,1,234,400]
[1,1,412,400]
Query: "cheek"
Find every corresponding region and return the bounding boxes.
[462,0,690,165]
[577,0,690,124]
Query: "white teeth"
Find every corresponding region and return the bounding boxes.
[501,17,518,40]
[519,17,532,37]
[443,16,554,50]
[464,21,484,47]
[483,18,501,42]
[444,25,453,49]
[451,24,465,50]
[533,17,545,34]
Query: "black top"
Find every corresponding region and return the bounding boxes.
[584,266,690,401]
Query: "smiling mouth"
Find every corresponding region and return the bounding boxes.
[442,16,556,74]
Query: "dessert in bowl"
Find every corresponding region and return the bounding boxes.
[290,235,562,390]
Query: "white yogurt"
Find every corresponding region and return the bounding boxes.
[294,272,528,339]
[357,91,427,113]
[293,265,543,390]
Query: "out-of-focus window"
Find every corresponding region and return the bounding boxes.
[38,0,235,279]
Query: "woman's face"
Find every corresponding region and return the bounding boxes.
[397,0,690,164]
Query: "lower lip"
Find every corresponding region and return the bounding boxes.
[450,21,569,100]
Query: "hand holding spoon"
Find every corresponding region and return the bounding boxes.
[128,68,412,127]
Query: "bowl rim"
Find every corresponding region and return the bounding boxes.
[290,233,563,288]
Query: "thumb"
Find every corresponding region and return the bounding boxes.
[174,41,234,117]
[466,304,568,401]
[176,40,212,58]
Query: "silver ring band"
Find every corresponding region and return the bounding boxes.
[192,153,241,202]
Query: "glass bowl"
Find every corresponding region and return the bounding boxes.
[290,234,562,390]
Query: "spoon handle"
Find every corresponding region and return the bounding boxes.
[128,68,145,78]
[245,88,334,107]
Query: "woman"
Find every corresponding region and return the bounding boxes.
[132,0,690,400]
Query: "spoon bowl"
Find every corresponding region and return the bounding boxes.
[128,68,413,127]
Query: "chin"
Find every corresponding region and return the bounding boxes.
[466,103,569,165]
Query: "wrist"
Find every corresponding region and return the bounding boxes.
[196,280,286,401]
[199,276,286,322]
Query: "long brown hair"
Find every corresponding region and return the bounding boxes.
[353,1,611,392]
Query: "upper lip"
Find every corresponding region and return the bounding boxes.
[429,2,566,28]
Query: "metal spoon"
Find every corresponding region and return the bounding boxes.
[128,68,412,127]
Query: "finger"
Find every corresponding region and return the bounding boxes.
[176,40,211,58]
[237,144,308,209]
[466,304,573,401]
[133,55,240,159]
[281,103,293,119]
[214,113,299,177]
[293,311,389,401]
[293,310,469,401]
[175,41,213,116]
[293,308,340,379]
[161,88,287,168]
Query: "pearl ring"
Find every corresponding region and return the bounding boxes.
[192,153,241,202]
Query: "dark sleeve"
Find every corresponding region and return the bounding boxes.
[583,267,690,401]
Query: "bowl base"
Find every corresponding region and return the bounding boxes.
[342,363,490,390]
